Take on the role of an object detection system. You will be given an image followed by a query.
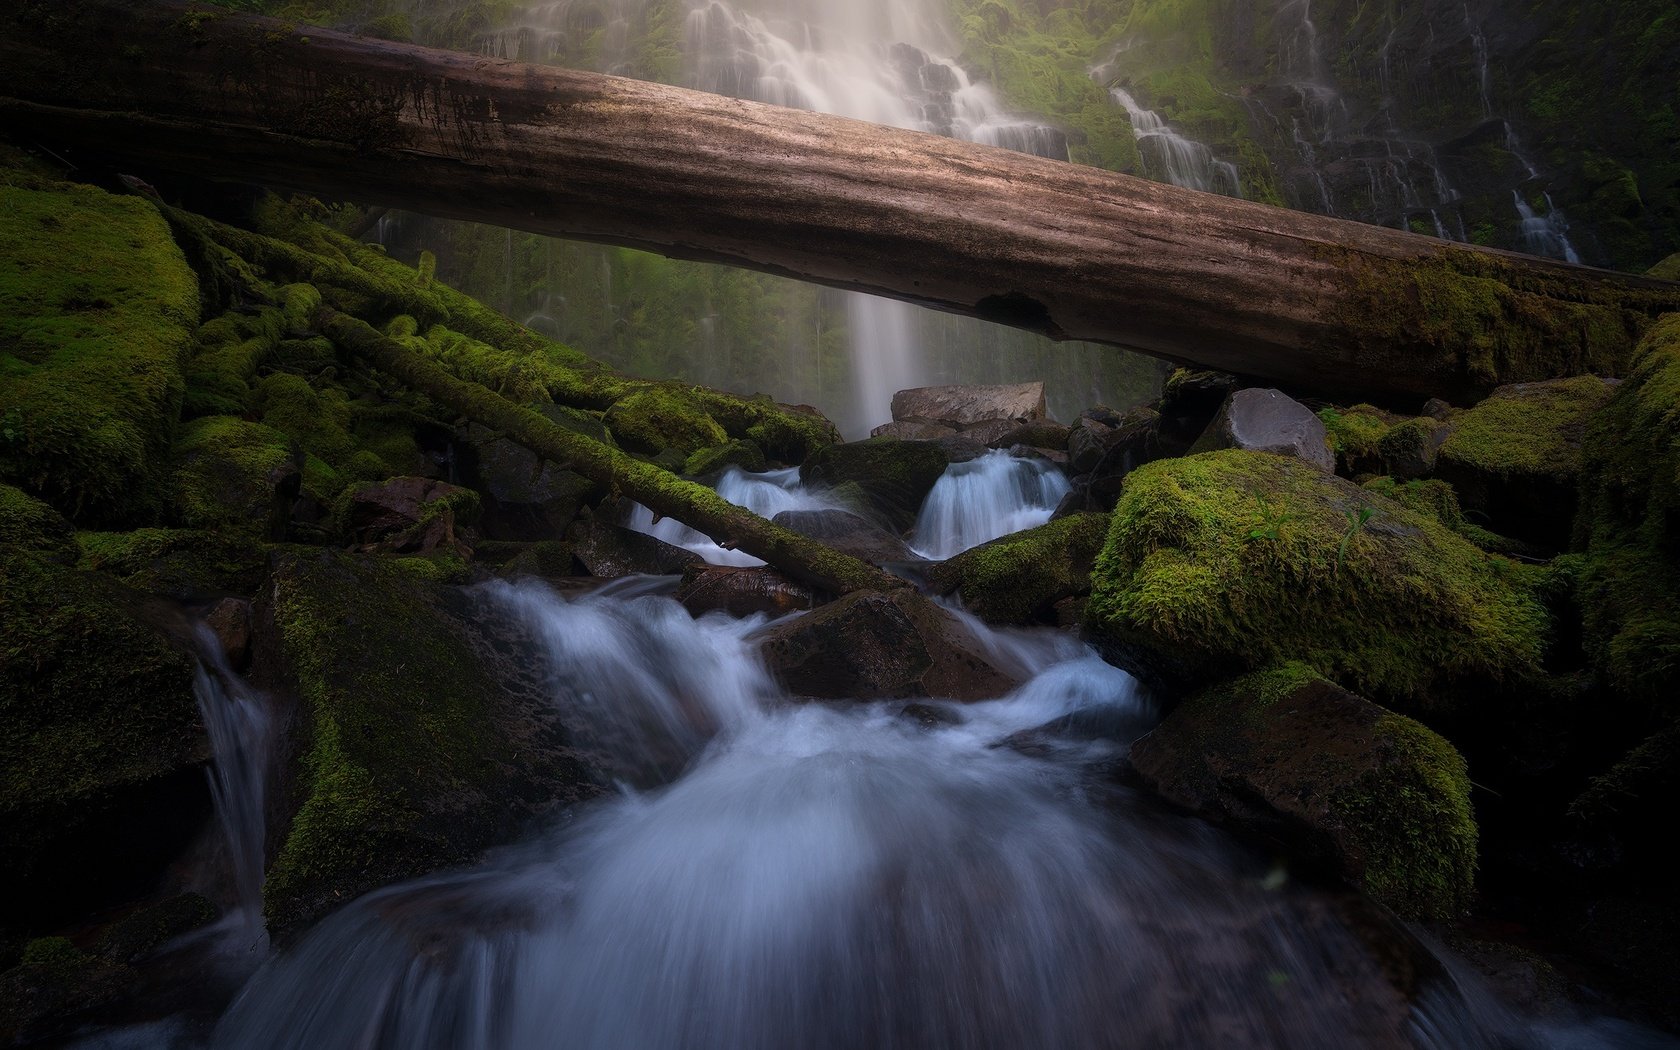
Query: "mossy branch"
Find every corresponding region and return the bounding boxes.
[317,309,902,596]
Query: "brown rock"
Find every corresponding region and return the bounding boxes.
[568,520,706,578]
[675,565,818,618]
[891,382,1046,428]
[203,597,253,672]
[772,509,920,566]
[760,590,1017,700]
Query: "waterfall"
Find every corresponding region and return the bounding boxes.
[191,625,275,952]
[1109,88,1241,196]
[1513,191,1582,264]
[202,581,1663,1050]
[624,466,851,566]
[910,451,1071,560]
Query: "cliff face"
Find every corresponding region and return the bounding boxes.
[959,0,1677,271]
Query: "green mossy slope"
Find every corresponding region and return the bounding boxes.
[931,512,1110,624]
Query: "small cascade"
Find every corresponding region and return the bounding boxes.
[191,625,274,952]
[1514,191,1582,264]
[910,451,1070,560]
[624,466,850,566]
[1110,87,1241,196]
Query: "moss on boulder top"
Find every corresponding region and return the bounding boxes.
[604,386,729,459]
[1131,664,1477,921]
[169,416,337,537]
[930,512,1109,625]
[0,180,199,522]
[799,438,951,532]
[0,483,76,562]
[260,551,599,933]
[1574,315,1680,711]
[1086,449,1548,710]
[1436,376,1618,549]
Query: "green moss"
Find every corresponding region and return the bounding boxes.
[261,550,591,931]
[0,482,76,561]
[800,438,952,533]
[0,180,199,522]
[76,528,268,598]
[930,512,1110,624]
[1648,254,1680,282]
[683,439,766,478]
[604,386,728,458]
[170,416,341,536]
[1317,405,1393,472]
[1137,664,1477,920]
[0,549,200,887]
[1439,376,1616,482]
[18,938,83,972]
[1086,450,1549,709]
[1574,315,1680,710]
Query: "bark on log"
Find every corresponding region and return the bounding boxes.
[317,308,905,596]
[5,0,1679,403]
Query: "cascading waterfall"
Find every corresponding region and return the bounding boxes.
[911,451,1071,560]
[624,466,851,565]
[1109,88,1240,196]
[191,625,275,953]
[201,580,1670,1050]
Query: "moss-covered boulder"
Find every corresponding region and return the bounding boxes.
[1317,404,1395,477]
[683,439,767,478]
[930,512,1109,625]
[74,528,269,599]
[170,416,340,537]
[259,551,601,933]
[0,179,199,522]
[603,386,729,459]
[1436,376,1618,550]
[0,483,76,562]
[799,437,951,532]
[1086,450,1548,710]
[1574,316,1680,712]
[1131,664,1477,921]
[0,549,206,931]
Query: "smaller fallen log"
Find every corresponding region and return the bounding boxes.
[317,309,906,596]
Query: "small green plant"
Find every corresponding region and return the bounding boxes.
[1247,491,1292,541]
[1337,504,1377,572]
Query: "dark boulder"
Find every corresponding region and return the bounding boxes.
[772,508,920,566]
[337,476,481,554]
[1131,665,1477,921]
[760,590,1017,700]
[1193,388,1334,472]
[675,565,818,619]
[568,519,706,578]
[799,438,950,532]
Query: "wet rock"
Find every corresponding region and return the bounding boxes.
[1067,417,1117,474]
[930,513,1109,625]
[1421,397,1456,422]
[495,540,580,581]
[760,590,1017,700]
[1131,665,1477,921]
[339,476,481,554]
[1377,417,1450,480]
[986,420,1071,451]
[870,419,959,440]
[890,382,1046,428]
[569,520,705,578]
[0,937,132,1046]
[675,565,817,618]
[953,418,1027,447]
[1435,376,1617,550]
[799,438,950,532]
[94,893,219,965]
[1084,407,1184,506]
[773,508,920,565]
[1193,388,1335,472]
[257,551,604,934]
[204,597,253,671]
[461,422,600,540]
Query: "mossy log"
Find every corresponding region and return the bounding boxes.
[319,309,904,595]
[5,2,1680,402]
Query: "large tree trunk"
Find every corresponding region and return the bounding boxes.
[3,1,1677,404]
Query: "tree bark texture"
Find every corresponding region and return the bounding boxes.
[4,0,1679,404]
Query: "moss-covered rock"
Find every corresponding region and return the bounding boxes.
[1131,664,1477,921]
[930,512,1109,625]
[683,439,767,478]
[1086,450,1548,710]
[260,551,599,932]
[169,416,340,537]
[1375,417,1449,481]
[0,180,199,522]
[0,549,205,930]
[603,386,729,458]
[1435,376,1617,550]
[0,934,131,1046]
[0,482,76,562]
[1318,405,1395,477]
[799,438,951,532]
[75,528,269,598]
[1574,316,1680,711]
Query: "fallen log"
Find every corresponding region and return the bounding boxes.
[316,308,906,596]
[4,0,1679,403]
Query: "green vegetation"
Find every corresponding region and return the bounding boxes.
[0,483,76,562]
[1087,449,1548,709]
[76,529,269,598]
[1438,376,1615,484]
[1134,663,1478,919]
[930,512,1110,624]
[0,180,199,522]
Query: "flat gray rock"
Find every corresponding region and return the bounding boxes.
[1195,388,1334,472]
[890,382,1046,427]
